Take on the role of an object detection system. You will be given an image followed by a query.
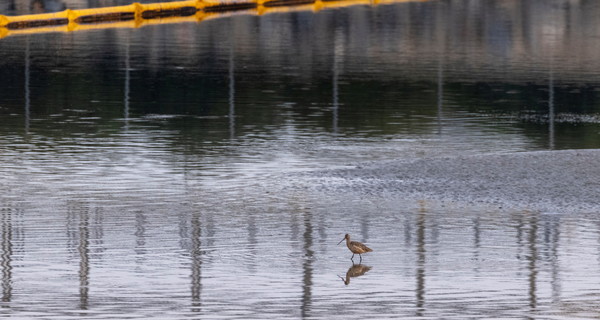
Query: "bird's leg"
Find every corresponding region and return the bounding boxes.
[350,253,355,261]
[359,254,363,263]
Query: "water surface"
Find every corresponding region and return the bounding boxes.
[1,0,600,318]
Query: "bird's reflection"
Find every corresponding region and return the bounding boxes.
[338,263,372,285]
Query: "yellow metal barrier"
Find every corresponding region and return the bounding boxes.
[69,4,142,23]
[2,10,71,29]
[0,0,427,38]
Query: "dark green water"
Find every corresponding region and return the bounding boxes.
[1,0,600,318]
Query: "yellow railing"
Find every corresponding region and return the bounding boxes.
[0,0,427,38]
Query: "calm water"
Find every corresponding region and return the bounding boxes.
[1,0,600,318]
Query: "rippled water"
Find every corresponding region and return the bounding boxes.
[2,0,600,318]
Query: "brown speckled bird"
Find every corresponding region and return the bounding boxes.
[337,234,373,262]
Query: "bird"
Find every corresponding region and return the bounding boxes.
[337,234,372,262]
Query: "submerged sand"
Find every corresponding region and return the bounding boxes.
[309,149,600,214]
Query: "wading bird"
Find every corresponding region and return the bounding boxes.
[337,234,372,262]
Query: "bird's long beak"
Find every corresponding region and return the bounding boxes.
[337,238,344,245]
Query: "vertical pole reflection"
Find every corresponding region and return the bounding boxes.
[545,11,558,151]
[190,211,202,312]
[332,29,343,134]
[301,209,313,319]
[515,213,524,261]
[92,208,104,262]
[229,40,235,140]
[435,1,446,136]
[415,203,426,316]
[78,207,90,310]
[24,36,31,135]
[404,216,412,247]
[548,69,555,150]
[361,201,369,246]
[247,214,257,273]
[1,207,13,304]
[134,211,147,265]
[124,32,131,130]
[543,215,561,303]
[290,212,300,251]
[527,213,538,312]
[436,57,444,136]
[472,217,480,273]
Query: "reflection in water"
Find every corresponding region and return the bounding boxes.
[229,39,235,140]
[360,221,369,255]
[332,29,343,134]
[515,213,524,262]
[1,206,12,304]
[24,36,30,135]
[77,205,90,311]
[246,213,257,273]
[436,56,443,136]
[124,32,131,130]
[134,211,147,265]
[301,208,313,319]
[404,216,412,247]
[472,217,480,273]
[544,9,559,151]
[527,213,538,312]
[542,214,561,303]
[91,209,104,261]
[66,203,99,311]
[436,2,445,136]
[548,69,555,150]
[514,211,542,313]
[290,211,300,251]
[190,211,202,312]
[338,263,371,286]
[1,1,600,150]
[415,203,426,316]
[1,1,600,318]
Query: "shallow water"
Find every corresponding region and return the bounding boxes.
[1,0,600,318]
